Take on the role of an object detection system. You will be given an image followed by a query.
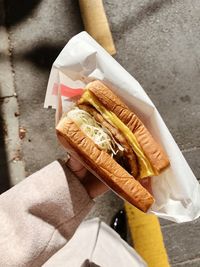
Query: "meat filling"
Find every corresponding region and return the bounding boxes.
[79,104,139,178]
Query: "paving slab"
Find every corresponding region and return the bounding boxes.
[4,0,84,175]
[0,0,15,98]
[162,217,200,265]
[0,99,10,193]
[173,259,200,267]
[107,0,200,151]
[0,97,25,184]
[0,0,25,187]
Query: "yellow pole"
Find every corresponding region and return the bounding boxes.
[125,202,170,267]
[79,0,116,55]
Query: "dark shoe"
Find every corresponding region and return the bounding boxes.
[110,208,127,241]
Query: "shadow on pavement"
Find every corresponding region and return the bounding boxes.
[4,0,82,28]
[113,0,172,37]
[4,0,83,71]
[0,100,11,194]
[4,0,42,27]
[23,43,64,71]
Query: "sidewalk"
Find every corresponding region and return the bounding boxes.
[0,0,200,266]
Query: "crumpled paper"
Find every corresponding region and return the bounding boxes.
[44,31,200,223]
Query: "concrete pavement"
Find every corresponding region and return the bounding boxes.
[0,0,25,190]
[0,0,200,266]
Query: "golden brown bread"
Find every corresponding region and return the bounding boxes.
[56,117,154,212]
[86,80,170,174]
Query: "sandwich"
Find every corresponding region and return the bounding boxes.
[56,80,170,212]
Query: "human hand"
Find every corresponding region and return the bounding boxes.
[66,155,109,199]
[140,177,153,195]
[67,155,153,198]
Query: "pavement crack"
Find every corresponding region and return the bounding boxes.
[0,94,17,100]
[6,31,17,96]
[0,1,25,184]
[173,257,200,266]
[181,146,200,153]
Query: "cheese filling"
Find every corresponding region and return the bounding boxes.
[79,90,156,178]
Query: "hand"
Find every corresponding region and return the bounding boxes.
[66,155,109,199]
[67,156,153,197]
[140,177,153,195]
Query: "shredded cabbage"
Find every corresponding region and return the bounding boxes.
[67,108,123,154]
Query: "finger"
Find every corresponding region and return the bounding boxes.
[83,173,109,198]
[67,156,88,180]
[140,177,153,195]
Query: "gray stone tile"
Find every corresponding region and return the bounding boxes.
[110,0,200,151]
[6,0,83,53]
[0,0,15,98]
[162,217,200,265]
[159,217,175,227]
[0,97,25,184]
[172,259,200,267]
[6,0,83,175]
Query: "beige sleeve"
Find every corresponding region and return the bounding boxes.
[0,161,94,267]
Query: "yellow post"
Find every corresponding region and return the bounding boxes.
[125,202,170,267]
[79,0,116,55]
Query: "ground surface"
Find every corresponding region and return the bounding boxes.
[0,0,200,266]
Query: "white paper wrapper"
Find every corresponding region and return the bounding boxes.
[44,31,200,223]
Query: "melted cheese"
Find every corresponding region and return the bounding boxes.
[79,90,156,178]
